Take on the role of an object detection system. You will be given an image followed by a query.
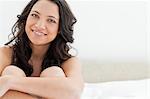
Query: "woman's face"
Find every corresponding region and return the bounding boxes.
[25,0,60,46]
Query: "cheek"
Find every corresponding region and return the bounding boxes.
[25,19,30,33]
[25,19,34,41]
[25,23,29,33]
[48,32,58,40]
[47,25,59,36]
[25,18,35,34]
[47,30,58,41]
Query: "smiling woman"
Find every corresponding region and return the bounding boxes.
[25,0,60,46]
[0,0,84,99]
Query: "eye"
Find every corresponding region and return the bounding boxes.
[30,13,38,18]
[47,19,56,23]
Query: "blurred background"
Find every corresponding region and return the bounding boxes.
[0,0,149,82]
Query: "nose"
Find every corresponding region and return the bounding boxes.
[35,19,46,30]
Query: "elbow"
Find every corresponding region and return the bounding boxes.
[67,83,84,99]
[73,88,83,99]
[67,88,82,99]
[47,85,84,99]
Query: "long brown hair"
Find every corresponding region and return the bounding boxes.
[5,0,77,76]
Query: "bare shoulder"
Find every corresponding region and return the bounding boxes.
[61,57,82,77]
[0,45,13,58]
[62,57,81,68]
[0,45,13,74]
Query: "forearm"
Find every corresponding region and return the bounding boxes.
[10,77,81,99]
[1,90,38,99]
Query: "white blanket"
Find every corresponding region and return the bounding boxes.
[81,78,150,99]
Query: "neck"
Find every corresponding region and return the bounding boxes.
[30,44,50,61]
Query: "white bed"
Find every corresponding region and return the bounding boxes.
[81,78,150,99]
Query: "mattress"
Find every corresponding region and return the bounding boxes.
[81,78,150,99]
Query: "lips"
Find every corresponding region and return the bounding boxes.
[32,30,47,36]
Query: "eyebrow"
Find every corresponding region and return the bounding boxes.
[31,10,59,20]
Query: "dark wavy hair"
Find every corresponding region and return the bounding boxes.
[5,0,77,76]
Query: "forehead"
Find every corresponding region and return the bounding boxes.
[31,0,59,18]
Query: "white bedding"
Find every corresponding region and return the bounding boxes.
[81,78,150,99]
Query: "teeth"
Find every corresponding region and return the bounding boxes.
[34,31,45,36]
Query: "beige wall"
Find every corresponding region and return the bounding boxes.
[82,60,149,83]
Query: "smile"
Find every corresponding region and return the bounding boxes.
[32,30,47,36]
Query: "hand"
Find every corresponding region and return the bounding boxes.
[0,76,11,97]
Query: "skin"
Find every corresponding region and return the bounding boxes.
[0,0,84,99]
[25,0,60,77]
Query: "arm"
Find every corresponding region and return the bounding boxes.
[1,90,38,99]
[9,57,84,99]
[0,46,12,75]
[0,46,38,99]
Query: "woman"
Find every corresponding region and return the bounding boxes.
[0,0,84,99]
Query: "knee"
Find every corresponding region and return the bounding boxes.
[40,66,66,77]
[2,65,26,77]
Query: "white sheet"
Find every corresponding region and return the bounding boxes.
[81,78,150,99]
